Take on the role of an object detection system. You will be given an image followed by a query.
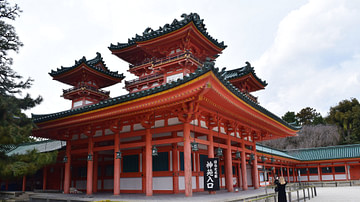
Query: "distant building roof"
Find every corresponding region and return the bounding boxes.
[285,144,360,161]
[256,144,300,160]
[6,140,66,156]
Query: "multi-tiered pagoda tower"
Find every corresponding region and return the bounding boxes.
[109,13,226,93]
[50,52,124,108]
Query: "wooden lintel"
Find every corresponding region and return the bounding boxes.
[93,145,114,152]
[120,141,145,149]
[152,137,183,145]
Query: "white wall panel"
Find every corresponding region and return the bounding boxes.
[120,177,142,190]
[335,174,346,180]
[153,177,173,190]
[168,117,180,125]
[309,175,319,181]
[322,175,334,181]
[199,176,204,189]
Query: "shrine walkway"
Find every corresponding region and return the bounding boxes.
[28,186,360,202]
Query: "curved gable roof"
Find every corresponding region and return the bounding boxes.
[108,13,227,51]
[224,62,267,87]
[49,52,125,85]
[33,60,299,132]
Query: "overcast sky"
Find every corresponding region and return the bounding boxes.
[10,0,360,118]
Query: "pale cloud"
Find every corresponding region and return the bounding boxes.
[254,0,360,117]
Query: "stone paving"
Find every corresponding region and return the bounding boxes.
[29,186,360,202]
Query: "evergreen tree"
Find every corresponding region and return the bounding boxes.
[282,111,297,125]
[326,98,360,144]
[0,0,56,179]
[296,107,324,126]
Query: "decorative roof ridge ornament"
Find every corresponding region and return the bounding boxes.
[49,52,125,79]
[109,12,226,50]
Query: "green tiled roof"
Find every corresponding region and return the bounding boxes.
[32,60,299,132]
[6,140,66,156]
[285,144,360,161]
[108,13,227,51]
[224,62,267,87]
[256,144,300,160]
[49,52,124,80]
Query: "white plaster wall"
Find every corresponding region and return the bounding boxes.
[94,130,102,137]
[221,177,225,187]
[168,117,180,125]
[120,177,142,190]
[155,119,164,127]
[104,179,113,189]
[153,177,173,190]
[290,176,293,181]
[192,176,196,189]
[299,176,308,182]
[322,175,334,181]
[335,174,346,180]
[133,123,145,131]
[309,175,319,181]
[121,125,130,133]
[200,120,207,128]
[246,166,253,186]
[104,129,113,135]
[97,180,101,190]
[199,176,204,189]
[179,176,185,190]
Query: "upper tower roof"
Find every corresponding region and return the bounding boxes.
[109,13,227,65]
[49,52,125,88]
[223,62,267,93]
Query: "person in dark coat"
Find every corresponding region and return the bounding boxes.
[275,176,287,202]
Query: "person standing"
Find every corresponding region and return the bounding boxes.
[275,176,287,202]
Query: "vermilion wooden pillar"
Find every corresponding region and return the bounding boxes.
[225,137,233,192]
[237,163,242,188]
[252,151,259,189]
[287,166,290,182]
[93,153,98,193]
[208,128,214,158]
[317,165,321,181]
[184,122,192,197]
[22,176,26,192]
[345,163,349,180]
[280,166,284,176]
[241,143,248,190]
[114,132,120,195]
[145,128,153,196]
[86,137,94,195]
[42,166,47,190]
[172,131,179,194]
[207,127,216,194]
[64,140,71,194]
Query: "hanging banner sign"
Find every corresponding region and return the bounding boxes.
[203,158,220,191]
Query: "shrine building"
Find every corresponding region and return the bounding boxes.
[3,13,358,196]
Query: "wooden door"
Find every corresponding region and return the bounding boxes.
[349,165,360,180]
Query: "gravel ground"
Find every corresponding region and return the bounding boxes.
[304,186,360,202]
